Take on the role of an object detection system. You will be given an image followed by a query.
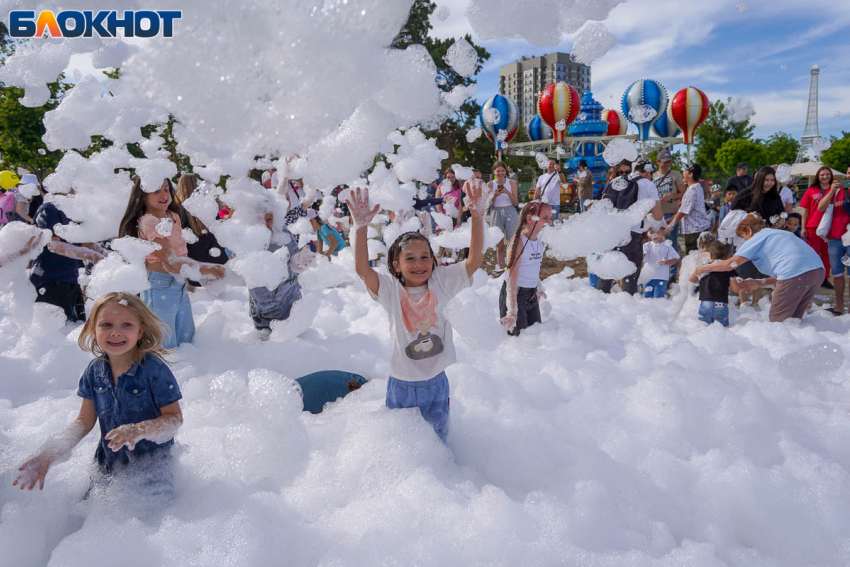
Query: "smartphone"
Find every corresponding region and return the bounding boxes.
[841,179,850,189]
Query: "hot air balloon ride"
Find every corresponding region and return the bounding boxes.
[537,82,581,144]
[527,114,554,142]
[621,79,668,152]
[479,94,519,158]
[601,109,627,136]
[668,86,710,160]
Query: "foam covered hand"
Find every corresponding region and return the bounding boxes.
[500,312,517,332]
[105,423,141,451]
[345,187,379,228]
[465,179,491,216]
[13,455,51,491]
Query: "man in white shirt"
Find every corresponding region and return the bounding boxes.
[668,163,711,254]
[597,158,663,295]
[534,158,566,220]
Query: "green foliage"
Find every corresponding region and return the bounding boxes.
[761,131,799,166]
[821,131,850,172]
[393,0,493,172]
[715,138,767,174]
[693,97,755,179]
[0,31,72,179]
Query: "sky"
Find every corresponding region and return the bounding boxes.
[429,0,850,143]
[61,0,850,147]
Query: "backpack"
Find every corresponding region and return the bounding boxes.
[0,190,16,225]
[601,176,640,211]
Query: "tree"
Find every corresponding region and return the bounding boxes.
[393,0,492,171]
[822,132,850,172]
[693,97,755,179]
[761,131,799,166]
[0,31,72,179]
[715,138,767,175]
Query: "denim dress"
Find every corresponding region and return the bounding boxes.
[77,354,183,475]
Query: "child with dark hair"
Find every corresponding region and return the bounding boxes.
[347,184,488,441]
[118,177,225,348]
[785,212,802,237]
[688,240,741,326]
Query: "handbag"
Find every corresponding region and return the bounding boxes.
[816,204,833,242]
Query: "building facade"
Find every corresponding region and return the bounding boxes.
[498,53,591,127]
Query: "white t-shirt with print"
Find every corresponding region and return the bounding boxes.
[369,262,472,382]
[536,172,561,207]
[642,240,680,281]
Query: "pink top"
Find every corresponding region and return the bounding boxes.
[138,212,189,264]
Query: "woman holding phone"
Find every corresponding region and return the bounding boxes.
[816,165,850,313]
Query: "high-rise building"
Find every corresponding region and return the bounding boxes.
[498,53,591,127]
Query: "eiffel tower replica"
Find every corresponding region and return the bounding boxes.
[795,65,820,163]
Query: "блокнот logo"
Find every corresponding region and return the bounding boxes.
[9,10,182,38]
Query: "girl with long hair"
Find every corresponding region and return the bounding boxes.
[799,165,834,287]
[731,166,785,225]
[488,160,519,270]
[499,201,553,336]
[119,177,224,348]
[815,167,850,313]
[435,168,462,218]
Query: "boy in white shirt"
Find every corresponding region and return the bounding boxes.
[642,227,680,298]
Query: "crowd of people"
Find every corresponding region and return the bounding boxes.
[0,150,843,494]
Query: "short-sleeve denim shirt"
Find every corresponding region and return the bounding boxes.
[77,353,182,473]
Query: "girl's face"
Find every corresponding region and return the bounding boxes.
[394,239,433,287]
[527,206,553,237]
[819,170,832,186]
[786,217,800,233]
[144,181,172,213]
[310,218,321,231]
[264,213,274,230]
[494,166,506,179]
[763,174,776,192]
[445,172,456,183]
[95,304,143,361]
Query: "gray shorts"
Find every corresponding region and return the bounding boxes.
[491,206,519,240]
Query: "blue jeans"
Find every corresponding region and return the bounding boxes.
[643,279,668,298]
[827,238,850,276]
[386,372,450,441]
[664,213,680,280]
[141,271,195,349]
[550,205,560,221]
[698,301,729,327]
[579,199,591,213]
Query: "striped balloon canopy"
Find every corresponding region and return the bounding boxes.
[668,87,710,144]
[652,106,681,138]
[527,114,553,141]
[537,82,580,143]
[479,94,519,150]
[621,79,668,140]
[601,109,627,136]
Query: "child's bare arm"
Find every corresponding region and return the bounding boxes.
[688,271,699,284]
[730,277,741,293]
[13,399,97,491]
[104,401,183,452]
[345,187,380,296]
[464,180,490,278]
[47,240,106,264]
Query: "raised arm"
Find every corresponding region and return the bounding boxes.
[13,399,97,490]
[464,179,489,278]
[345,187,380,296]
[818,182,841,211]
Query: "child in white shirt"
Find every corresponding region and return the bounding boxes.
[642,227,680,298]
